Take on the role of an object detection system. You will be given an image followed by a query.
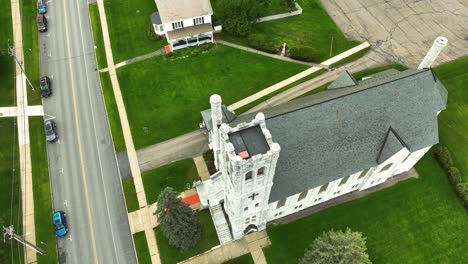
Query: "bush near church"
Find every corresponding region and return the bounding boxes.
[299,228,371,264]
[156,187,201,251]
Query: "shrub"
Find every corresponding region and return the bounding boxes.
[288,46,322,62]
[433,145,453,170]
[146,23,162,41]
[216,0,262,36]
[284,0,296,10]
[456,183,468,208]
[447,167,462,185]
[247,35,280,54]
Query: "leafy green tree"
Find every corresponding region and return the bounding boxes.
[156,187,201,251]
[216,0,263,36]
[300,228,371,264]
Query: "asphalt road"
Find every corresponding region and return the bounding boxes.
[39,0,136,263]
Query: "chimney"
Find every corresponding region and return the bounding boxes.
[418,36,448,69]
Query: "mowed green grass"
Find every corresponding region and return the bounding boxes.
[89,3,107,69]
[264,153,468,263]
[263,0,296,16]
[29,117,58,264]
[217,0,360,62]
[117,44,306,148]
[0,118,23,263]
[155,210,218,264]
[0,0,16,106]
[20,0,42,105]
[143,159,199,205]
[134,231,151,264]
[99,72,126,151]
[434,56,468,182]
[223,253,255,264]
[104,0,166,63]
[122,177,139,212]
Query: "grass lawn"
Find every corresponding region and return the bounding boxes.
[117,44,307,148]
[89,3,107,69]
[104,0,166,63]
[20,0,42,105]
[29,117,58,263]
[264,153,468,263]
[217,0,361,62]
[122,177,140,212]
[0,118,23,263]
[155,210,219,264]
[99,72,125,151]
[223,253,255,264]
[434,56,468,182]
[134,231,151,264]
[263,0,297,16]
[143,159,199,205]
[0,0,16,107]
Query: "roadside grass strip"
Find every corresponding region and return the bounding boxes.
[0,0,16,107]
[117,44,306,148]
[0,118,23,263]
[89,3,107,69]
[29,117,58,264]
[122,178,139,213]
[133,231,151,264]
[155,210,218,264]
[20,0,41,105]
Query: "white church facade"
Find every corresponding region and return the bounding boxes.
[195,38,449,244]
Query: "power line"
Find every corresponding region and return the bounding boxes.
[3,226,46,256]
[8,46,35,91]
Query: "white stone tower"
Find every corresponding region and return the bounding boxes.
[210,94,223,169]
[418,36,448,69]
[211,103,281,239]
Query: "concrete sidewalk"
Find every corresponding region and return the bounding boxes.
[100,48,166,72]
[0,105,44,117]
[95,1,161,263]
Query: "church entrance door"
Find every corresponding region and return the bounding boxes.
[243,224,258,235]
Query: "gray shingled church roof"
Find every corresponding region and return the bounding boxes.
[229,69,447,203]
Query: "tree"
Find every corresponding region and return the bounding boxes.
[300,228,371,264]
[156,187,201,251]
[216,0,263,36]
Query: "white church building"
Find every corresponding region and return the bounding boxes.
[151,0,216,51]
[195,38,449,244]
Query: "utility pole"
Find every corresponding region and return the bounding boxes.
[3,225,46,255]
[8,45,35,91]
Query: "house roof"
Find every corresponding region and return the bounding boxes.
[155,0,213,24]
[166,23,213,40]
[328,70,357,89]
[150,12,162,25]
[228,69,447,203]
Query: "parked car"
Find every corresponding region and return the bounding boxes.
[40,76,52,97]
[44,120,58,143]
[36,14,47,32]
[37,0,47,14]
[53,211,68,237]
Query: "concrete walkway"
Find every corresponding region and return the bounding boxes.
[217,40,328,68]
[95,1,161,263]
[0,105,44,117]
[227,41,370,111]
[180,231,270,264]
[100,48,166,72]
[10,0,39,262]
[193,156,210,181]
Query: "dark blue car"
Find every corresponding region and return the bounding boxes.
[53,211,68,237]
[37,0,47,14]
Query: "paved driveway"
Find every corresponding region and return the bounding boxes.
[321,0,468,66]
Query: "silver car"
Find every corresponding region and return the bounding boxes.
[45,120,58,143]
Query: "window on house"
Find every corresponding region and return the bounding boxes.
[244,207,248,211]
[245,171,253,181]
[340,175,350,186]
[172,21,184,29]
[159,25,163,31]
[402,153,411,163]
[193,17,205,25]
[318,183,329,194]
[255,203,259,207]
[297,190,308,201]
[380,163,393,173]
[358,168,370,179]
[257,167,265,176]
[276,198,286,209]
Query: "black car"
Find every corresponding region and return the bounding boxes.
[36,14,47,32]
[45,120,58,143]
[40,76,52,97]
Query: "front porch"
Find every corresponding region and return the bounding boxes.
[166,23,214,51]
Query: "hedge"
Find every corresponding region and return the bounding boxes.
[288,46,322,63]
[433,145,453,170]
[456,183,468,208]
[247,35,280,54]
[447,167,462,185]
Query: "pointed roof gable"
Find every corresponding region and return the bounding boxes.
[328,70,358,89]
[377,128,408,164]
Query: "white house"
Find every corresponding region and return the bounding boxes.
[195,39,449,244]
[151,0,216,51]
